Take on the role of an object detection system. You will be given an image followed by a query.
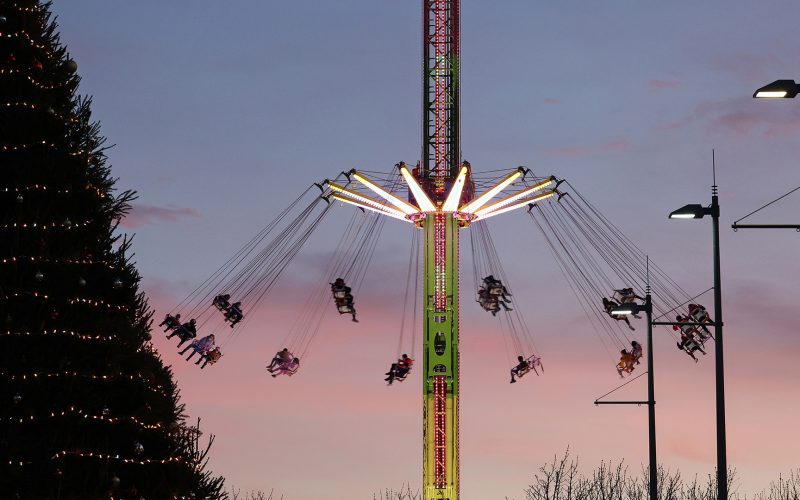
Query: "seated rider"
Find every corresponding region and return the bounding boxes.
[159,313,181,333]
[630,340,643,365]
[602,297,635,331]
[267,348,293,372]
[510,355,531,384]
[197,347,223,369]
[385,354,414,385]
[179,333,215,361]
[168,318,197,346]
[271,357,300,377]
[483,275,512,301]
[616,349,636,378]
[687,303,713,336]
[478,286,512,316]
[342,294,358,322]
[673,315,709,342]
[225,301,244,327]
[212,294,231,311]
[330,278,351,298]
[677,331,706,362]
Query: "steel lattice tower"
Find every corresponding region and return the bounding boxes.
[421,1,461,498]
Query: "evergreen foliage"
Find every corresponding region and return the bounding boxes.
[0,1,225,497]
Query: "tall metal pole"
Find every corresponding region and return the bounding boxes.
[711,190,728,499]
[422,2,461,498]
[645,293,657,500]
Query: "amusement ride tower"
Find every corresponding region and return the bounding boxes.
[323,2,555,498]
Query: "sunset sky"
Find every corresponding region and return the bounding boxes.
[52,1,800,498]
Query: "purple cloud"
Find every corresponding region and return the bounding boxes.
[658,97,800,138]
[544,138,630,158]
[543,97,560,104]
[121,204,200,228]
[649,79,681,90]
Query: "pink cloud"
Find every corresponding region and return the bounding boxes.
[544,138,631,158]
[543,97,560,104]
[121,204,200,228]
[649,79,681,90]
[658,97,800,138]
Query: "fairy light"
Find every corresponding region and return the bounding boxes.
[2,184,108,198]
[67,297,129,311]
[2,329,118,342]
[0,139,88,156]
[0,69,71,90]
[0,255,117,269]
[1,293,128,311]
[0,101,80,123]
[1,406,163,430]
[0,218,93,229]
[0,370,171,397]
[0,29,50,50]
[9,453,190,467]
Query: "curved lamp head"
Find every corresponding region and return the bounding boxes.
[669,204,709,219]
[753,80,799,99]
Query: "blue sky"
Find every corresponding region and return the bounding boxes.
[51,1,800,498]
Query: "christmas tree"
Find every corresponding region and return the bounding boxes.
[0,1,226,498]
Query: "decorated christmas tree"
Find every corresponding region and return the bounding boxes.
[0,1,226,497]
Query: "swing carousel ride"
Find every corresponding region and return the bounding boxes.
[160,1,714,499]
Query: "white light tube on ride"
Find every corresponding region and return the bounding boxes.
[473,177,554,217]
[441,166,468,212]
[399,166,437,212]
[325,182,408,219]
[351,171,420,215]
[329,194,412,223]
[476,191,555,220]
[459,168,524,214]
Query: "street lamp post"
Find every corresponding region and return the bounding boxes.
[669,190,727,499]
[611,295,656,500]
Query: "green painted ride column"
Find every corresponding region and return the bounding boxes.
[423,212,460,500]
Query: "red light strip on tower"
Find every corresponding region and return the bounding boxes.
[434,375,447,488]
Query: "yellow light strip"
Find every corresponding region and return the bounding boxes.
[476,191,555,220]
[330,194,412,223]
[325,182,408,219]
[400,166,437,212]
[459,168,523,214]
[474,177,554,217]
[441,166,468,212]
[351,171,420,215]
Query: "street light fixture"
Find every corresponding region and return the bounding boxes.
[610,296,657,500]
[669,188,727,499]
[753,79,800,98]
[669,204,714,219]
